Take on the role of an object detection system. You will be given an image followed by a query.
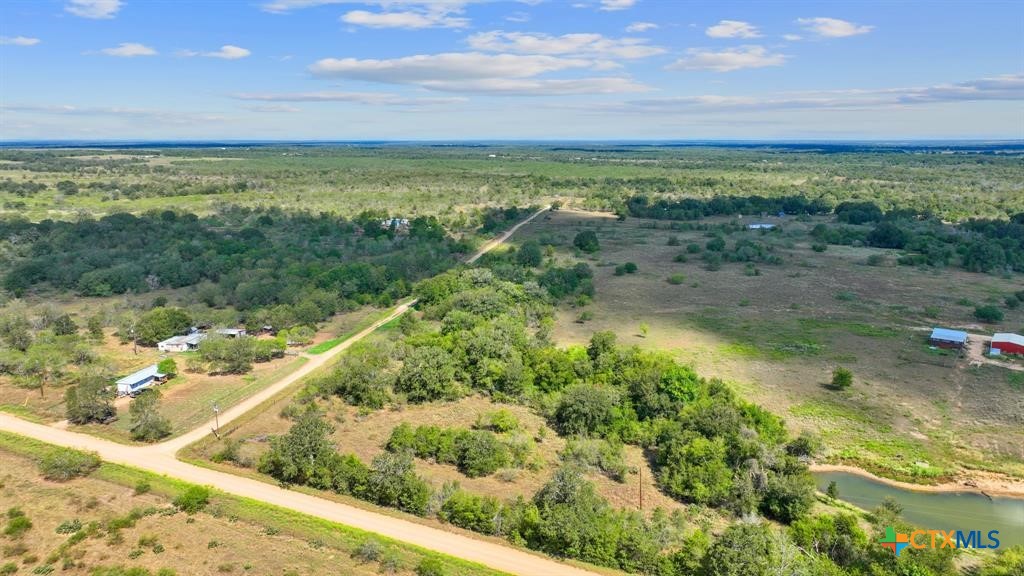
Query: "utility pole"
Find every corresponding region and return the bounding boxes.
[212,404,221,438]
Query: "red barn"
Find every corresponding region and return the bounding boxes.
[991,333,1024,356]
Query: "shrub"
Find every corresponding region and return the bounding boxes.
[667,274,685,285]
[830,367,853,390]
[975,305,1004,323]
[352,540,382,563]
[3,512,31,539]
[666,236,681,246]
[0,562,16,575]
[38,449,100,481]
[134,480,151,495]
[173,486,210,514]
[475,409,519,433]
[811,243,827,252]
[54,519,82,535]
[673,253,688,263]
[415,557,447,576]
[623,262,637,273]
[686,242,702,254]
[457,431,510,478]
[438,490,501,534]
[573,231,600,253]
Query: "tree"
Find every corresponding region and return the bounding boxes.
[867,222,909,249]
[157,357,178,377]
[257,408,337,486]
[573,231,600,253]
[516,240,543,267]
[826,480,839,500]
[65,372,115,425]
[136,307,192,346]
[457,430,510,478]
[87,314,105,341]
[365,451,432,516]
[830,367,853,390]
[316,342,393,408]
[974,305,1004,323]
[394,346,460,403]
[51,314,78,336]
[655,432,733,506]
[129,390,171,442]
[19,344,68,398]
[554,384,619,436]
[701,522,779,576]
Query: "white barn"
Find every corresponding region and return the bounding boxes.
[157,333,205,352]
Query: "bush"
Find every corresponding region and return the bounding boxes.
[811,243,827,252]
[623,262,637,273]
[173,486,210,514]
[3,511,31,539]
[475,409,519,433]
[134,480,151,495]
[667,274,685,285]
[351,540,382,563]
[415,557,447,576]
[830,367,853,390]
[573,231,600,253]
[666,236,681,246]
[686,242,702,254]
[457,431,510,478]
[975,305,1004,323]
[438,489,501,534]
[38,448,100,482]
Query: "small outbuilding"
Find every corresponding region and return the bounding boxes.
[215,328,247,338]
[115,365,167,397]
[929,328,968,349]
[747,223,776,230]
[157,333,206,352]
[990,333,1024,356]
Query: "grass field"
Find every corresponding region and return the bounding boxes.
[512,209,1024,484]
[0,432,508,576]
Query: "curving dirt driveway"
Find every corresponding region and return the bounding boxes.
[0,207,598,576]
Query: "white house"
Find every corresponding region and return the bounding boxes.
[115,365,167,397]
[157,333,206,352]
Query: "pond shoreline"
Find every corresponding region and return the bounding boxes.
[811,463,1024,499]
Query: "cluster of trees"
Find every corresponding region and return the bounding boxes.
[0,208,463,329]
[385,423,515,478]
[0,305,101,399]
[194,335,285,374]
[627,195,833,221]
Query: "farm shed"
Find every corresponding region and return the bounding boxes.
[990,333,1024,356]
[929,328,968,349]
[115,365,167,397]
[157,333,205,352]
[747,223,776,230]
[216,328,247,338]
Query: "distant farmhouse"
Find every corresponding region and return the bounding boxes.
[215,328,247,338]
[158,333,205,353]
[381,218,410,233]
[990,333,1024,356]
[747,223,776,230]
[929,328,968,349]
[115,364,167,397]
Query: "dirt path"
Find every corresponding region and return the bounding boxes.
[0,414,597,576]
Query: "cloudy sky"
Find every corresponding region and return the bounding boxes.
[1,0,1022,139]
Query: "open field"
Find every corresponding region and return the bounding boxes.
[512,209,1024,484]
[0,433,509,576]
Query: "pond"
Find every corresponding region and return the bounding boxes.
[814,471,1024,547]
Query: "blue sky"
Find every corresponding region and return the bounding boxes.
[1,0,1022,139]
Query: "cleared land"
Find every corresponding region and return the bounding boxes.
[513,209,1024,485]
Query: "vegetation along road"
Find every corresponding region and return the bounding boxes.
[0,207,595,576]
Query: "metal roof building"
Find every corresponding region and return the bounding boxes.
[115,365,167,396]
[929,328,968,348]
[991,333,1024,356]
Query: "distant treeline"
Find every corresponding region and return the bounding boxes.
[0,207,464,330]
[627,194,1024,275]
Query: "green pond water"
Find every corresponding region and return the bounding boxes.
[814,471,1024,547]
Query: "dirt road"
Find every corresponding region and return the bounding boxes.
[0,414,596,576]
[3,207,595,576]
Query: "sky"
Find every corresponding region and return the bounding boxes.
[1,0,1022,140]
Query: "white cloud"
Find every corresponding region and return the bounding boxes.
[0,36,41,46]
[100,43,158,57]
[206,45,251,59]
[341,9,468,28]
[261,0,475,12]
[796,17,873,38]
[2,103,225,124]
[599,0,635,11]
[65,0,122,19]
[625,22,657,33]
[705,20,761,39]
[782,34,802,41]
[590,74,1024,114]
[467,31,664,59]
[667,46,786,72]
[242,104,303,113]
[308,52,648,95]
[232,91,467,106]
[505,11,530,23]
